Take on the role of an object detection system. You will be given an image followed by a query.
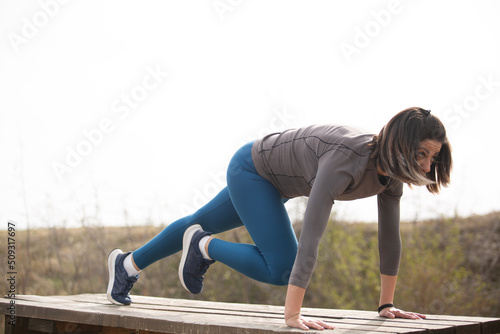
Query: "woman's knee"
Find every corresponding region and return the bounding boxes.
[268,267,292,286]
[268,255,296,286]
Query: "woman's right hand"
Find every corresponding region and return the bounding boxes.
[285,313,335,331]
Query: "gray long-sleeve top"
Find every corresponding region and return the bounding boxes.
[251,124,403,289]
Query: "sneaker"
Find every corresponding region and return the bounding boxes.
[178,224,215,294]
[107,249,139,305]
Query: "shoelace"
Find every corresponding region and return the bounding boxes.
[198,261,211,275]
[121,275,138,294]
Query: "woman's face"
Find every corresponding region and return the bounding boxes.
[417,139,442,174]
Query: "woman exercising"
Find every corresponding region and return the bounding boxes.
[107,107,452,330]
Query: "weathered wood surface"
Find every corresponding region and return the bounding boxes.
[1,294,499,334]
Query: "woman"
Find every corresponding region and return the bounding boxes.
[107,107,452,330]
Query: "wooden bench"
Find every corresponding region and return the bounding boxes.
[1,294,499,333]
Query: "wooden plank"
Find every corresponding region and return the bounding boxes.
[3,295,430,333]
[93,301,452,333]
[0,295,481,334]
[2,294,499,334]
[53,319,104,334]
[8,316,173,334]
[1,298,345,334]
[36,294,486,331]
[10,296,492,332]
[28,318,54,333]
[481,318,500,334]
[94,294,499,329]
[56,294,494,334]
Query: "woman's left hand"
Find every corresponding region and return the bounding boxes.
[379,306,426,320]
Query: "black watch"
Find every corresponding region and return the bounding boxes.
[378,303,394,313]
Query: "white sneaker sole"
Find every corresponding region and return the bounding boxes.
[178,224,202,292]
[106,248,125,305]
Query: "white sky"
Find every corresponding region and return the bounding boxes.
[1,1,499,230]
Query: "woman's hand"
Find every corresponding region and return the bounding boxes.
[379,306,426,320]
[285,313,335,331]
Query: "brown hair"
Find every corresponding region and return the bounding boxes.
[370,107,452,194]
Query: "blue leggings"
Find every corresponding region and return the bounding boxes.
[132,142,298,286]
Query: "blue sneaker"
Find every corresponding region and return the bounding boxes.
[107,249,139,305]
[179,225,215,294]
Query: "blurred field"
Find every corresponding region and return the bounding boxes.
[1,212,499,332]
